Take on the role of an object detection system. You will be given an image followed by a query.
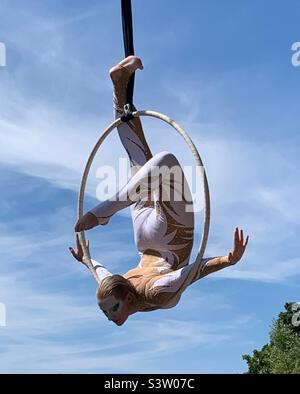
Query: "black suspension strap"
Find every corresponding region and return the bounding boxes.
[121,0,135,122]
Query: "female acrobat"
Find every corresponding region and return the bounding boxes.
[70,56,249,326]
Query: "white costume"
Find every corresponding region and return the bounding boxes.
[90,105,214,311]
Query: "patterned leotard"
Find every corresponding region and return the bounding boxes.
[90,105,213,309]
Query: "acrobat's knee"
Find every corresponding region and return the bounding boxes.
[151,151,179,167]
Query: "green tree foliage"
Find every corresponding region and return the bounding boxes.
[243,303,300,374]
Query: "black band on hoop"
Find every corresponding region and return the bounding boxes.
[121,103,135,122]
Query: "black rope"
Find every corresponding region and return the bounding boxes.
[121,0,135,122]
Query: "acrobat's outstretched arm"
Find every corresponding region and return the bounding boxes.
[69,234,112,284]
[199,227,249,279]
[150,227,249,295]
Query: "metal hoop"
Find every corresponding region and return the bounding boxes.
[78,110,210,286]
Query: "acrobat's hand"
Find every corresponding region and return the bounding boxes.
[228,227,249,265]
[69,234,90,264]
[74,212,98,232]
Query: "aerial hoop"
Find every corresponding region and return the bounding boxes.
[78,110,211,287]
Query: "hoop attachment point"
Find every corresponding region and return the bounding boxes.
[121,103,134,122]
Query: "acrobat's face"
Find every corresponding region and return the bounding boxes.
[98,294,130,326]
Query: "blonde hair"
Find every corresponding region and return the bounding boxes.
[96,274,142,306]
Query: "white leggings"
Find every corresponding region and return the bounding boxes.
[90,111,195,269]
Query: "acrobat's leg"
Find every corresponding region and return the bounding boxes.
[88,57,157,226]
[90,57,194,270]
[110,56,153,174]
[140,152,195,269]
[89,151,181,223]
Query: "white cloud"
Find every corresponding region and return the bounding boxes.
[1,0,299,374]
[1,72,300,284]
[0,268,252,373]
[0,213,254,373]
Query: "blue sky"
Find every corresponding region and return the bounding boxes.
[0,0,300,373]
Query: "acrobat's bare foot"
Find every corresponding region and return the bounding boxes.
[109,55,143,83]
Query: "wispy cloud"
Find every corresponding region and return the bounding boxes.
[1,0,300,374]
[0,268,253,373]
[1,72,300,287]
[0,193,254,372]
